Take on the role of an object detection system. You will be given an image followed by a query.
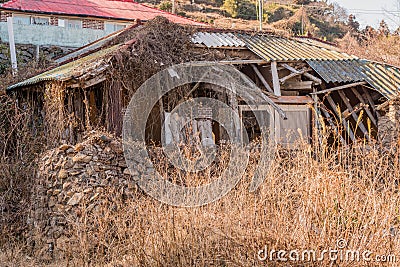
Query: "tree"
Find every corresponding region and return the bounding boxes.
[223,0,239,17]
[330,2,348,23]
[378,20,390,36]
[347,14,360,32]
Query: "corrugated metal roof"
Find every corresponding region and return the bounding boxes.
[1,0,205,26]
[8,45,119,90]
[238,34,356,61]
[361,62,400,99]
[307,59,400,99]
[306,59,366,83]
[192,32,246,48]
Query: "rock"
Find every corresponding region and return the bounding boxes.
[59,144,71,151]
[109,140,123,154]
[100,135,112,142]
[58,169,68,179]
[123,168,139,176]
[67,193,83,206]
[52,189,61,195]
[48,196,56,207]
[74,143,85,152]
[83,188,93,194]
[72,153,92,163]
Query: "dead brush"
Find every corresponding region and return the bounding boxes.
[33,132,400,267]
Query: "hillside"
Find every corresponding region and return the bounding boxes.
[140,0,354,41]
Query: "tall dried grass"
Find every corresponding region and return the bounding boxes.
[3,136,400,266]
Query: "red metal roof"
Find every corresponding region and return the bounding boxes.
[1,0,205,26]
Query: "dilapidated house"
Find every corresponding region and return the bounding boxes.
[7,17,400,147]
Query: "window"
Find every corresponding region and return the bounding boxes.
[105,22,127,33]
[13,15,49,25]
[31,16,49,25]
[58,18,82,29]
[13,15,30,25]
[67,19,82,29]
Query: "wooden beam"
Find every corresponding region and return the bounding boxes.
[279,68,309,84]
[281,81,313,90]
[361,87,380,118]
[350,88,377,127]
[337,90,370,140]
[251,64,274,93]
[320,105,347,145]
[271,61,281,96]
[326,94,356,142]
[217,59,267,65]
[310,81,367,95]
[281,63,322,85]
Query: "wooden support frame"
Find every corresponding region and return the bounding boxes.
[325,94,356,142]
[320,104,347,145]
[361,87,380,118]
[310,82,367,95]
[279,67,309,84]
[251,64,274,93]
[350,88,377,127]
[337,90,370,140]
[281,63,322,85]
[271,61,281,96]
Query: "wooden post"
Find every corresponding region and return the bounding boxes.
[251,64,273,93]
[7,17,18,75]
[271,61,281,96]
[320,105,346,145]
[337,90,370,141]
[326,94,356,142]
[350,88,377,127]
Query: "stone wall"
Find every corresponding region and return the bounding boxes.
[29,131,141,259]
[0,42,74,72]
[378,100,400,147]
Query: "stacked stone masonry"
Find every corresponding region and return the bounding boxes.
[29,132,144,259]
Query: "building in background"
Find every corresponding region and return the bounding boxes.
[0,0,205,47]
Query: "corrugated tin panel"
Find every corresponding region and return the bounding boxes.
[361,62,400,99]
[1,0,205,26]
[307,59,400,100]
[238,34,356,61]
[306,59,366,83]
[192,32,246,48]
[8,45,119,91]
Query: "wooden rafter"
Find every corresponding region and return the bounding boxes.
[350,88,377,127]
[271,61,281,96]
[251,64,274,93]
[325,94,356,142]
[281,63,322,85]
[320,104,347,145]
[310,82,367,95]
[337,90,370,141]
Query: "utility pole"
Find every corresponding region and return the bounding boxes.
[172,0,176,14]
[7,17,18,76]
[259,0,263,31]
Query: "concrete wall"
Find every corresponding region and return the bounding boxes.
[0,22,110,47]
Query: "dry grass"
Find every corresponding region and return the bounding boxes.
[2,136,400,266]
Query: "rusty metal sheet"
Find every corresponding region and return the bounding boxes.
[192,32,246,48]
[8,45,119,91]
[361,62,400,99]
[237,34,356,61]
[306,59,365,83]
